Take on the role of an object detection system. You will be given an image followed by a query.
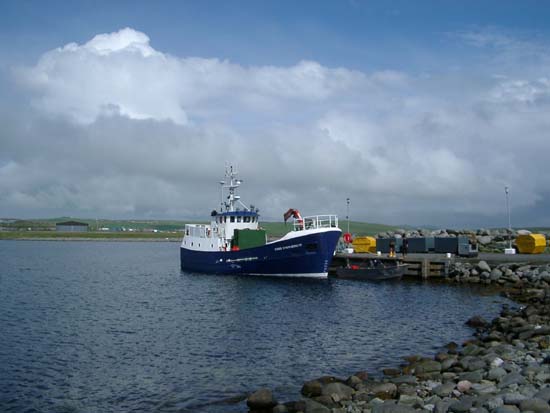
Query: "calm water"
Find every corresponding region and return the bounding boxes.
[0,241,510,413]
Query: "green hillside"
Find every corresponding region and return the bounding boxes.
[1,217,397,239]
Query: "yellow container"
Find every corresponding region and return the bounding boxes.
[352,236,377,253]
[515,234,547,254]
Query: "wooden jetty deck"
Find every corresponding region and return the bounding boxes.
[330,252,550,279]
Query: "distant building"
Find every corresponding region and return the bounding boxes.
[55,221,89,232]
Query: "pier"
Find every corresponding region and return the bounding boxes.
[330,252,550,279]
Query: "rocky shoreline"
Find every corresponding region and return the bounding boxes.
[246,261,550,413]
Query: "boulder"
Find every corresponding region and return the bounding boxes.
[491,269,503,281]
[273,404,289,413]
[372,401,417,413]
[345,375,363,389]
[498,372,526,388]
[449,398,474,413]
[414,360,442,375]
[370,382,398,400]
[457,380,472,392]
[502,392,528,405]
[458,371,483,383]
[302,380,322,397]
[477,236,493,246]
[535,387,550,403]
[247,388,277,411]
[519,398,550,413]
[494,406,520,413]
[320,382,354,401]
[466,316,489,329]
[433,382,455,397]
[303,399,330,413]
[476,261,492,272]
[487,367,507,381]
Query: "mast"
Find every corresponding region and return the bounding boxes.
[220,165,248,212]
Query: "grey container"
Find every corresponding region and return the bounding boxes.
[407,237,434,253]
[376,237,402,253]
[434,237,458,253]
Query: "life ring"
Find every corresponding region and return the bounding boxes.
[343,233,352,243]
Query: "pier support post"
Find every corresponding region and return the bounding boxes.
[422,258,430,279]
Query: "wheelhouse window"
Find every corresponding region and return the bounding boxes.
[237,216,242,223]
[230,216,235,223]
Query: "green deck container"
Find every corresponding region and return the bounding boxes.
[233,229,267,249]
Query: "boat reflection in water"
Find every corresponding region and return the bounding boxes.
[335,259,408,281]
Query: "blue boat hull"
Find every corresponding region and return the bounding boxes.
[180,230,341,277]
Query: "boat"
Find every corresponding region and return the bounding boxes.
[335,259,408,281]
[180,165,342,278]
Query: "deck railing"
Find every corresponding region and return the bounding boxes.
[293,215,339,231]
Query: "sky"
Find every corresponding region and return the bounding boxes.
[1,0,550,228]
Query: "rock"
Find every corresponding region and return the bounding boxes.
[321,382,354,401]
[457,380,472,392]
[304,399,331,413]
[346,375,363,389]
[519,398,550,413]
[458,370,483,383]
[312,395,338,407]
[449,398,474,413]
[466,316,489,328]
[535,387,550,402]
[372,401,417,413]
[415,360,442,375]
[354,371,369,381]
[433,382,455,397]
[483,396,504,410]
[283,400,306,413]
[491,269,503,281]
[498,372,526,388]
[383,368,402,377]
[487,367,507,381]
[465,359,486,372]
[398,394,424,407]
[471,382,497,395]
[273,404,289,413]
[502,392,528,405]
[435,399,453,413]
[476,261,492,272]
[441,358,457,371]
[370,383,397,400]
[477,237,493,246]
[494,406,520,413]
[302,380,323,397]
[247,388,277,410]
[391,375,417,385]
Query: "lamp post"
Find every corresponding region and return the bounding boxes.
[346,198,350,235]
[505,186,512,250]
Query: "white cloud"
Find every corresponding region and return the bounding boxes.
[3,27,550,226]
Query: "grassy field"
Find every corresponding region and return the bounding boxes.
[0,231,181,240]
[0,218,397,240]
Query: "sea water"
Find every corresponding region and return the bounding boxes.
[0,240,511,412]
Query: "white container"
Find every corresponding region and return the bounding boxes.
[344,248,354,254]
[504,248,516,255]
[377,251,381,256]
[446,253,452,258]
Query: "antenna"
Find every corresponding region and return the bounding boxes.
[346,198,350,235]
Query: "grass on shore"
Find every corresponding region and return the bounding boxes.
[0,231,180,240]
[0,220,396,240]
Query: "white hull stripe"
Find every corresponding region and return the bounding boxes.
[247,272,328,279]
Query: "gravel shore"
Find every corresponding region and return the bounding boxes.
[247,261,550,413]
